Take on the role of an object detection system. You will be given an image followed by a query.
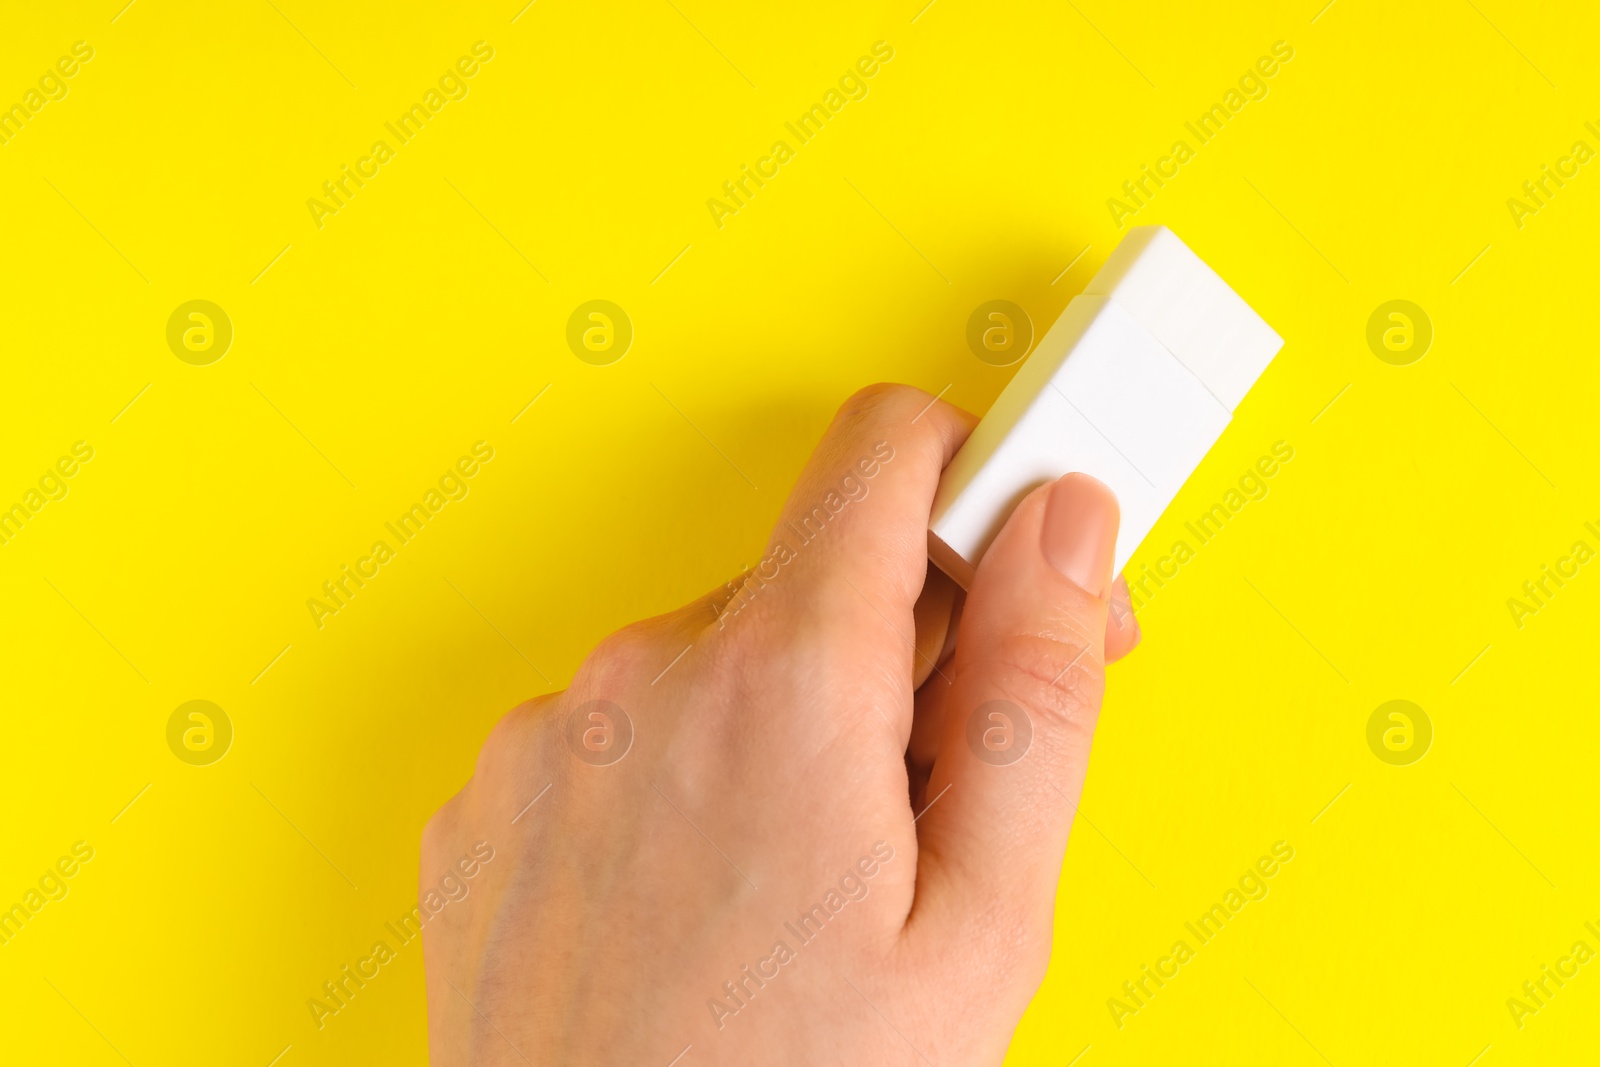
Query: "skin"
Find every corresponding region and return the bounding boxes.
[422,384,1138,1065]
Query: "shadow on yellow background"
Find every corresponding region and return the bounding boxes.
[2,0,1597,1063]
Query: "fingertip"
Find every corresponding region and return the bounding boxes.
[912,562,958,688]
[1105,574,1141,662]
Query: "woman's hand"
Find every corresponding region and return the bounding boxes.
[421,384,1137,1065]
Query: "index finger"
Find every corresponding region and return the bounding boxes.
[718,383,973,634]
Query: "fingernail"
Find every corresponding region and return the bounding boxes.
[1040,474,1120,597]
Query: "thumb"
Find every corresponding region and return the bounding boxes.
[909,473,1119,956]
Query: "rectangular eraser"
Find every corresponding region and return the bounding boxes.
[928,226,1283,588]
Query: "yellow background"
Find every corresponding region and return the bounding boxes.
[2,0,1596,1062]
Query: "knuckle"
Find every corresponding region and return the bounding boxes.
[986,632,1106,735]
[977,906,1054,992]
[420,794,459,867]
[705,596,768,665]
[835,382,925,428]
[569,621,663,696]
[474,694,558,779]
[924,902,1052,1015]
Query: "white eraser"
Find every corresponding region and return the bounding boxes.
[928,226,1283,587]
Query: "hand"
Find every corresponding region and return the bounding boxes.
[420,384,1139,1065]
